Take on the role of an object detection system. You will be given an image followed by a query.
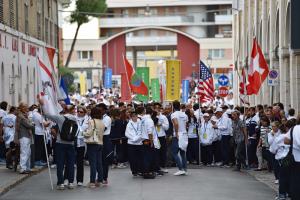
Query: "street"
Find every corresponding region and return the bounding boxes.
[0,167,275,200]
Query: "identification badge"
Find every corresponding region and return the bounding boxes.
[193,128,197,134]
[203,133,208,139]
[157,125,161,132]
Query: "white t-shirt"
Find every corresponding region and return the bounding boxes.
[286,125,300,162]
[0,109,7,119]
[102,114,112,136]
[171,111,188,136]
[1,113,16,147]
[32,111,44,135]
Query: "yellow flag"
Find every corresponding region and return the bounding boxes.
[79,73,86,95]
[166,60,181,101]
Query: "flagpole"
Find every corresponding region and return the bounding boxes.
[122,54,133,103]
[198,60,202,166]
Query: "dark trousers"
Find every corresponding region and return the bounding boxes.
[271,154,280,180]
[102,136,113,181]
[212,140,222,163]
[262,147,272,171]
[290,162,300,200]
[247,138,258,166]
[87,144,103,183]
[0,141,6,159]
[76,146,85,183]
[121,139,128,163]
[111,140,122,164]
[143,144,156,174]
[187,138,199,164]
[158,137,167,168]
[128,144,143,174]
[34,135,46,162]
[221,135,231,165]
[235,141,246,169]
[278,162,291,197]
[55,143,75,185]
[201,145,213,165]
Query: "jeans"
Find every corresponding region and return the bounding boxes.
[55,143,75,185]
[20,137,31,171]
[76,146,85,183]
[87,144,103,183]
[172,137,187,171]
[34,135,46,162]
[221,135,231,165]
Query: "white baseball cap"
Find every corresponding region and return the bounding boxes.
[211,116,218,122]
[203,113,209,117]
[214,107,223,113]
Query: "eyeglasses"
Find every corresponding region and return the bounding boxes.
[78,111,84,114]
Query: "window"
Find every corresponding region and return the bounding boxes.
[24,3,29,34]
[77,51,93,60]
[9,0,15,28]
[138,9,145,16]
[37,13,41,39]
[54,24,58,48]
[0,0,3,23]
[45,18,49,43]
[208,49,225,59]
[50,21,53,46]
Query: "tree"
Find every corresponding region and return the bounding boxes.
[64,0,107,67]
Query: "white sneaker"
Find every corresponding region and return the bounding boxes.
[216,162,223,167]
[161,168,168,173]
[50,164,56,169]
[68,183,75,189]
[274,179,279,184]
[64,180,69,186]
[173,170,186,176]
[56,184,65,190]
[117,163,127,169]
[77,182,83,186]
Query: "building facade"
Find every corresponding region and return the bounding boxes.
[0,0,68,106]
[233,0,300,112]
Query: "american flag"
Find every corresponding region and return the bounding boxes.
[198,61,214,103]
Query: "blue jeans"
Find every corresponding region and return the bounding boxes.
[172,137,187,171]
[87,144,103,183]
[55,143,75,185]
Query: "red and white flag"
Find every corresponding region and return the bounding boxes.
[197,61,214,103]
[246,38,269,95]
[38,47,62,115]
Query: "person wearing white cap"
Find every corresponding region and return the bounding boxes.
[199,113,214,166]
[213,107,232,167]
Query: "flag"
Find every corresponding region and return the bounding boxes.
[160,84,163,103]
[166,60,181,101]
[120,73,132,103]
[123,56,148,95]
[59,77,71,105]
[151,78,160,102]
[136,67,150,102]
[182,80,189,103]
[104,68,113,89]
[246,38,269,95]
[198,61,214,103]
[38,47,61,115]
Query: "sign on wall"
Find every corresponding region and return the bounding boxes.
[267,69,279,86]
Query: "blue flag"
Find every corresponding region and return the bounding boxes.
[59,77,71,105]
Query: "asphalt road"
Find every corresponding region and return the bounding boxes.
[0,167,275,200]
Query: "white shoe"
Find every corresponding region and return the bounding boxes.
[174,170,186,176]
[216,162,223,167]
[77,182,83,186]
[64,180,69,186]
[68,183,75,189]
[56,184,65,190]
[274,180,279,184]
[161,168,168,173]
[117,163,127,169]
[50,164,56,169]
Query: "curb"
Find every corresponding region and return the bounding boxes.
[0,167,46,196]
[245,170,278,192]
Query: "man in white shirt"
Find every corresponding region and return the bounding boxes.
[154,103,169,173]
[0,101,8,163]
[140,106,156,179]
[171,101,188,176]
[213,107,232,167]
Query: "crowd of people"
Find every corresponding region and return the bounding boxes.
[0,95,300,200]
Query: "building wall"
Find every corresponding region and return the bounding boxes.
[233,0,300,112]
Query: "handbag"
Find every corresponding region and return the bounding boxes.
[83,119,99,144]
[280,127,295,167]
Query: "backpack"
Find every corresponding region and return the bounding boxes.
[60,117,78,142]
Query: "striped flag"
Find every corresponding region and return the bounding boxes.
[198,61,214,103]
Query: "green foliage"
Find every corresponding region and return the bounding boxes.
[70,0,107,26]
[58,66,73,76]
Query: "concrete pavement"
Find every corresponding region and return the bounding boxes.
[0,167,276,200]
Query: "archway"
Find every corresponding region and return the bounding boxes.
[101,26,200,81]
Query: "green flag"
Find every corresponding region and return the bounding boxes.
[151,78,160,102]
[136,67,149,102]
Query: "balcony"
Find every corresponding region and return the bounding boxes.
[126,35,177,47]
[214,14,232,24]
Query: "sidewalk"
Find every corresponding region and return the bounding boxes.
[246,169,278,192]
[0,164,45,196]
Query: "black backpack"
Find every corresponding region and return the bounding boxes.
[60,117,78,142]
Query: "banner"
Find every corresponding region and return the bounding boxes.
[104,68,113,89]
[136,67,150,102]
[166,60,181,101]
[182,80,189,103]
[120,73,132,102]
[151,78,160,102]
[79,73,86,95]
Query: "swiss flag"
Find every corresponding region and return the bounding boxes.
[246,38,269,95]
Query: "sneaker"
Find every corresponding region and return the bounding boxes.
[117,163,127,169]
[50,164,56,169]
[68,183,75,189]
[102,180,108,186]
[56,184,65,190]
[222,165,231,168]
[174,170,186,176]
[19,170,29,174]
[64,180,69,186]
[160,168,169,173]
[77,182,83,186]
[216,162,223,167]
[88,183,96,189]
[275,180,279,184]
[156,171,164,176]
